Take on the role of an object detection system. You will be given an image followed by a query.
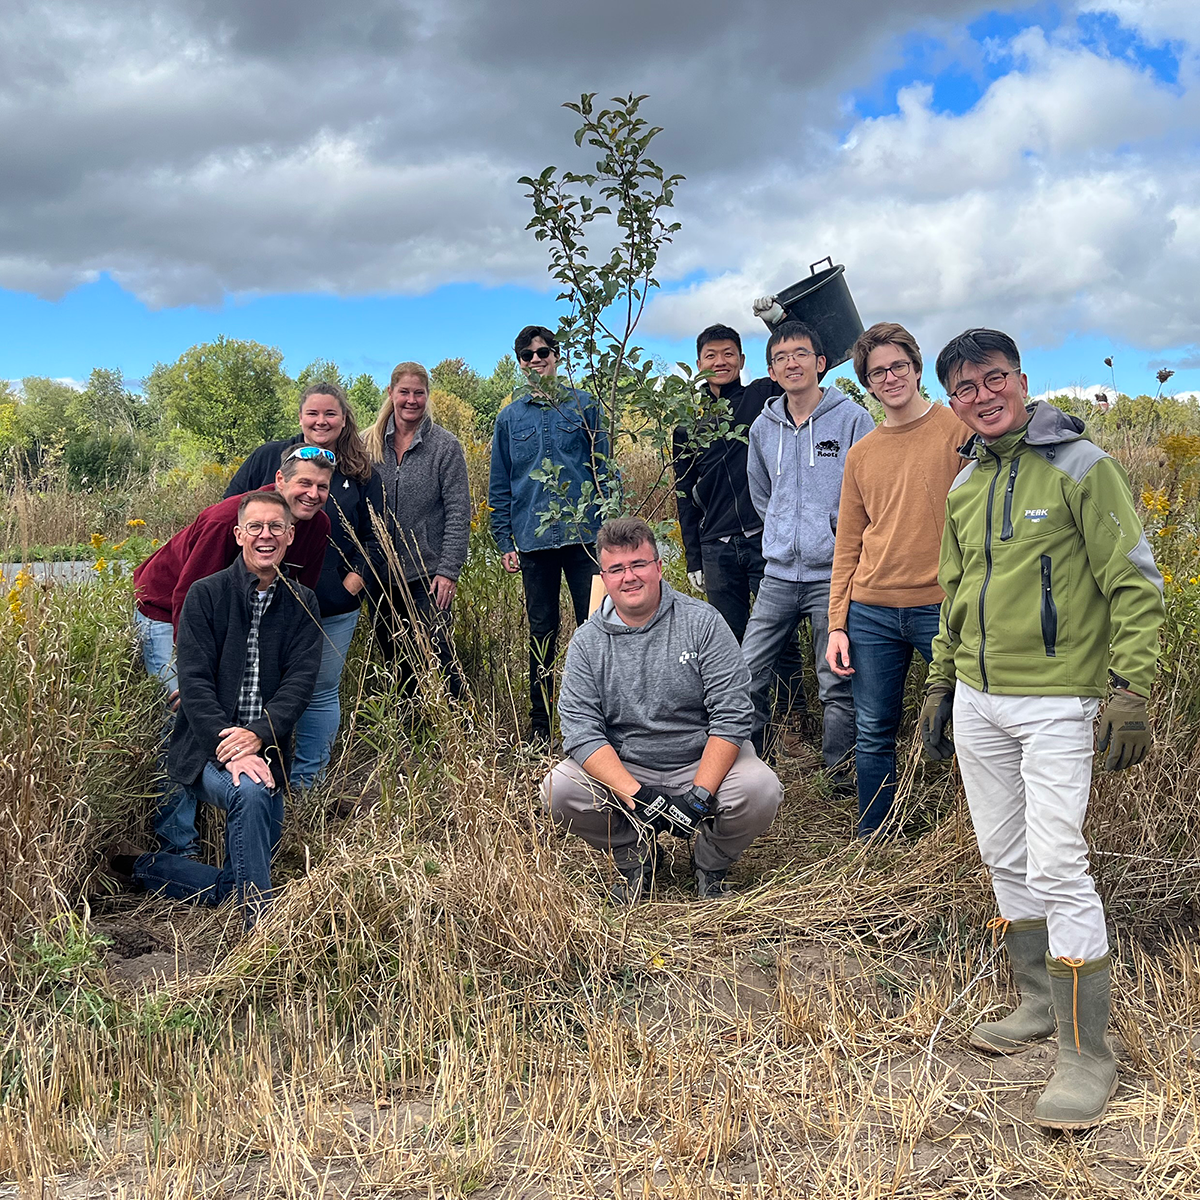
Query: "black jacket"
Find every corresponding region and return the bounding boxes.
[170,558,323,786]
[226,437,385,617]
[671,377,782,573]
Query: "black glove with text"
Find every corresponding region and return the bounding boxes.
[629,784,714,838]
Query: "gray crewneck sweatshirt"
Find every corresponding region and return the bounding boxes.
[747,384,874,582]
[558,581,753,769]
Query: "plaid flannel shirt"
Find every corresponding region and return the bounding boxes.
[235,580,277,725]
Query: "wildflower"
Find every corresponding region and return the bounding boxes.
[90,532,105,550]
[127,518,146,528]
[1162,569,1173,584]
[93,557,107,572]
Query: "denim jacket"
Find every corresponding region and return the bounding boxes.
[488,383,610,553]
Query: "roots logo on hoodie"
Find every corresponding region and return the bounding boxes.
[815,438,841,459]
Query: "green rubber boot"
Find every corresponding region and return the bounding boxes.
[1034,953,1118,1131]
[969,918,1056,1053]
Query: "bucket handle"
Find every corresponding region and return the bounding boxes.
[810,256,834,275]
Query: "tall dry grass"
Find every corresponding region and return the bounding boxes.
[0,404,1199,1195]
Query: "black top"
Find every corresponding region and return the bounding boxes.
[170,557,322,786]
[226,436,385,616]
[671,376,782,573]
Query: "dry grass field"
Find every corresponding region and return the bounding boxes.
[1,400,1198,1198]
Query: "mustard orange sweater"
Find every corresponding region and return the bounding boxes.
[828,403,968,630]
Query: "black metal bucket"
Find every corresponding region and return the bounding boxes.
[767,257,864,374]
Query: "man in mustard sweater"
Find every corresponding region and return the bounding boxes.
[920,327,1164,1131]
[826,323,967,837]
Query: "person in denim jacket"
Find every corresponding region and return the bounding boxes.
[489,325,610,743]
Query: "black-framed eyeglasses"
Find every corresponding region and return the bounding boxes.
[949,369,1013,404]
[285,445,337,465]
[600,557,659,579]
[866,360,913,385]
[518,346,555,363]
[240,520,289,536]
[771,348,815,367]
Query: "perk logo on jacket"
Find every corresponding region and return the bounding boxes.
[815,438,841,459]
[1024,508,1050,523]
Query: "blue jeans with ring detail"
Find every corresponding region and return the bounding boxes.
[134,760,284,928]
[847,601,941,836]
[290,607,360,789]
[134,610,198,857]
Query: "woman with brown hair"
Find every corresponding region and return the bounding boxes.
[226,380,384,787]
[366,361,471,697]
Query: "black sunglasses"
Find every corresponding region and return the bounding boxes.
[518,346,555,363]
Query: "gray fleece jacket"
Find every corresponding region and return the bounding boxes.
[747,385,874,582]
[376,413,471,583]
[559,581,753,770]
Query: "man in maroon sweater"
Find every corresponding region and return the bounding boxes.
[133,447,333,856]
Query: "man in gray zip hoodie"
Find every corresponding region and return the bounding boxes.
[541,517,782,903]
[742,321,874,782]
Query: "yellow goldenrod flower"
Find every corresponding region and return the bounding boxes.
[90,532,105,550]
[127,518,146,528]
[93,557,107,572]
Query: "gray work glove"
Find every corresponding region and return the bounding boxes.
[687,569,704,591]
[1097,689,1151,770]
[752,295,787,326]
[919,684,955,761]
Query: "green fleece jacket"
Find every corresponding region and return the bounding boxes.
[929,401,1163,698]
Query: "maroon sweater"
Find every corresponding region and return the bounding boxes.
[133,486,330,631]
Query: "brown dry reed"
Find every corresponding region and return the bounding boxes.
[0,406,1199,1197]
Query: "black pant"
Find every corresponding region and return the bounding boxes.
[369,576,464,700]
[521,543,597,733]
[700,533,807,716]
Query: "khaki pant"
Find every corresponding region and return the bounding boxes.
[540,742,782,873]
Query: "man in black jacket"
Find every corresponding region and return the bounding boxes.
[132,490,323,927]
[672,324,808,747]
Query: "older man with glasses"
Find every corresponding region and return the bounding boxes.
[132,445,332,856]
[120,489,323,929]
[921,327,1164,1130]
[489,324,611,745]
[541,516,782,904]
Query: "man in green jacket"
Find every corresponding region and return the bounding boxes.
[920,328,1163,1132]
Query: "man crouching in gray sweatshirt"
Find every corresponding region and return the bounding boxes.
[540,516,782,903]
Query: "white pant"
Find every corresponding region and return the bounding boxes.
[953,684,1108,961]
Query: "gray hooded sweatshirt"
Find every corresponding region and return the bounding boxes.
[558,581,753,770]
[747,385,874,582]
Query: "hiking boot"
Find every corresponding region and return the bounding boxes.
[609,841,659,906]
[1034,953,1118,1131]
[695,865,734,901]
[970,917,1057,1054]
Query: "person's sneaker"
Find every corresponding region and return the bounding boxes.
[695,865,735,901]
[102,842,147,893]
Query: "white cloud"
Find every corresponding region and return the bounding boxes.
[647,18,1200,364]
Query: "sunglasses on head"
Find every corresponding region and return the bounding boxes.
[518,346,555,363]
[285,445,337,465]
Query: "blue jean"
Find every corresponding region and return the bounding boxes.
[700,534,807,716]
[290,608,360,788]
[135,610,197,856]
[847,601,941,835]
[134,760,284,928]
[742,576,855,774]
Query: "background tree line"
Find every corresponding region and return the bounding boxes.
[0,337,525,484]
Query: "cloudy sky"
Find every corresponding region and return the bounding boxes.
[2,0,1198,396]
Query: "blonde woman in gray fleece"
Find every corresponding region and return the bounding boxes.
[541,517,782,905]
[365,361,471,697]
